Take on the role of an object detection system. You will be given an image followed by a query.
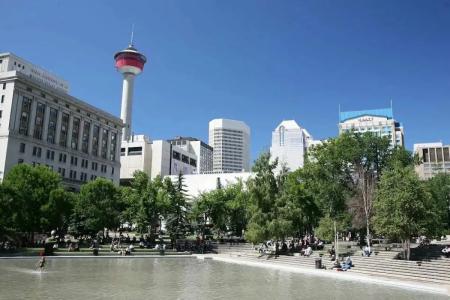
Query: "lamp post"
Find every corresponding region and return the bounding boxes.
[159,215,165,255]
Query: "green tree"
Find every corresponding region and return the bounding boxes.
[373,166,440,260]
[72,178,121,236]
[2,164,62,242]
[40,188,74,233]
[425,173,450,231]
[245,152,291,243]
[165,174,190,243]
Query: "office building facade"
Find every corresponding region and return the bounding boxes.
[168,136,213,174]
[339,107,404,147]
[209,118,250,173]
[414,142,450,180]
[0,53,123,189]
[270,120,312,173]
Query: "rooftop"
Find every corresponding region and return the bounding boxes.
[339,107,393,122]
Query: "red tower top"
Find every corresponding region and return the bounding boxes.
[114,45,147,75]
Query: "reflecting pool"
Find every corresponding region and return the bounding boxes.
[0,258,446,299]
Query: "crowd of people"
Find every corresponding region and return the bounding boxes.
[257,236,324,257]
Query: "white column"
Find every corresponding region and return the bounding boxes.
[55,110,62,145]
[28,98,37,137]
[120,73,135,142]
[42,105,51,142]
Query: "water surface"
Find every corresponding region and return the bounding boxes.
[0,258,446,300]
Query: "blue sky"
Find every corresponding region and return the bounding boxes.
[2,0,450,161]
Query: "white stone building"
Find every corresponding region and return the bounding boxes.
[339,107,404,147]
[120,135,201,183]
[209,118,250,173]
[414,142,450,180]
[270,120,313,174]
[168,136,213,174]
[0,53,123,189]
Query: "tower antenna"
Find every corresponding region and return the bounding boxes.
[130,24,135,47]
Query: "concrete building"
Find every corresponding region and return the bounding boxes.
[167,172,254,199]
[168,136,213,174]
[270,120,313,173]
[209,118,250,173]
[120,135,201,183]
[0,53,123,189]
[339,107,404,147]
[120,135,152,180]
[414,142,450,180]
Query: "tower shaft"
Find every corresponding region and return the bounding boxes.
[120,73,135,141]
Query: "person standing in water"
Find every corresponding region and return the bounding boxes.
[37,256,46,271]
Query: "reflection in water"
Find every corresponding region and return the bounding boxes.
[0,258,446,300]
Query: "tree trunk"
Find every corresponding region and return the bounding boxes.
[406,238,411,260]
[366,217,371,251]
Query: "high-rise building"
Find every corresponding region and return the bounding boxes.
[0,53,123,189]
[414,142,450,180]
[168,136,213,174]
[209,118,250,173]
[339,107,404,147]
[270,120,312,173]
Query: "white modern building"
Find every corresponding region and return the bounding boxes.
[168,136,213,174]
[339,107,404,147]
[120,135,203,183]
[0,53,123,189]
[270,120,313,174]
[209,118,250,173]
[414,142,450,180]
[167,172,254,199]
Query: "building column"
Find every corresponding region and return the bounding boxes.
[11,92,22,133]
[88,121,94,155]
[42,105,51,142]
[78,118,84,152]
[106,130,112,161]
[55,110,62,145]
[28,98,37,137]
[67,115,74,149]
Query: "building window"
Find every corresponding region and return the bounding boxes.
[59,153,67,163]
[32,146,42,158]
[128,147,142,156]
[59,113,69,147]
[47,108,58,144]
[19,96,32,135]
[2,83,5,90]
[46,150,55,160]
[71,117,80,150]
[111,167,114,175]
[82,121,90,154]
[121,148,126,156]
[19,143,26,153]
[110,132,117,161]
[0,110,2,118]
[172,151,180,160]
[18,159,24,164]
[70,156,78,166]
[101,128,108,159]
[91,162,98,171]
[33,102,46,140]
[1,95,4,103]
[92,125,100,156]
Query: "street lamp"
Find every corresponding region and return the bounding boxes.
[158,215,165,255]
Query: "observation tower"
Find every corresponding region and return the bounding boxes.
[114,41,147,141]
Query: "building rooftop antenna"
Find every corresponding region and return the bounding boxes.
[130,24,135,47]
